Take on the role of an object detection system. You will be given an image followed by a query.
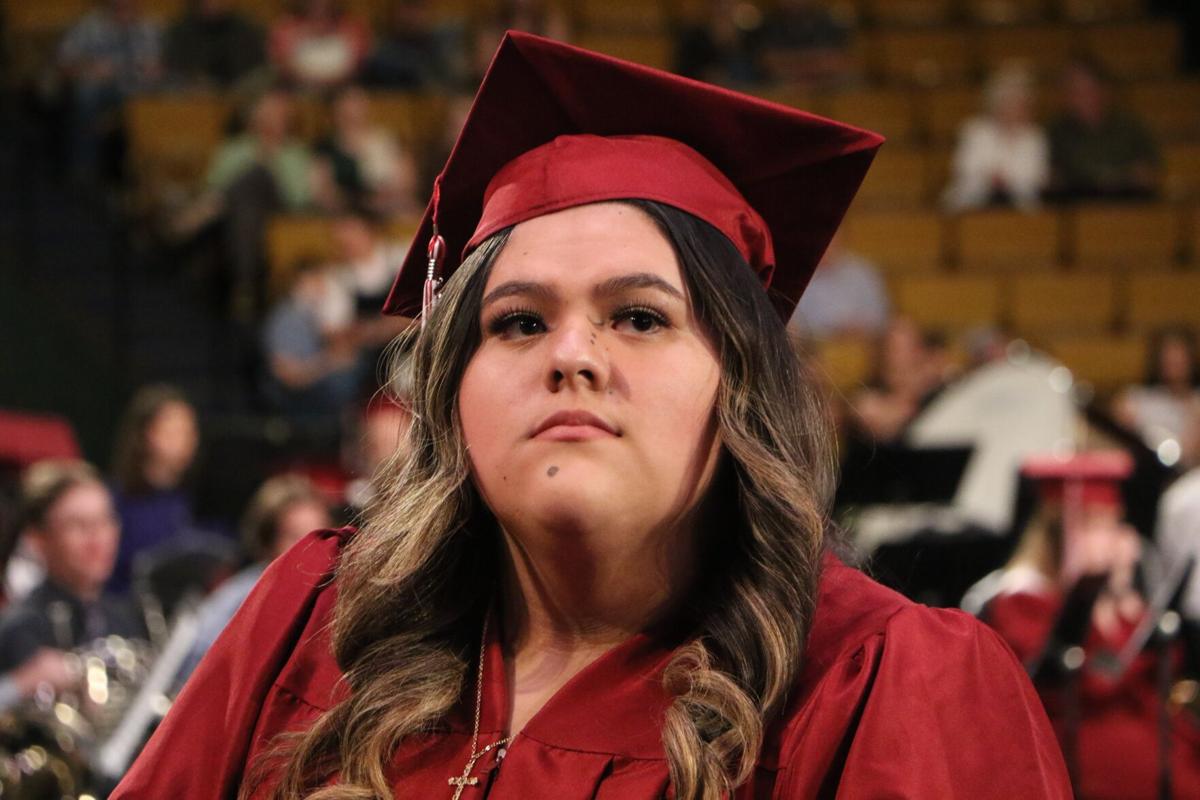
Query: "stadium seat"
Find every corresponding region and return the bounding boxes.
[923,86,981,146]
[819,88,919,144]
[367,92,450,152]
[1163,143,1200,201]
[1008,273,1118,335]
[813,336,875,394]
[125,95,231,186]
[1083,22,1181,80]
[574,33,674,71]
[870,28,976,86]
[1044,334,1144,393]
[1124,80,1200,143]
[955,209,1062,271]
[851,147,932,209]
[976,24,1078,78]
[893,275,1003,331]
[1127,272,1200,329]
[265,216,336,298]
[860,0,956,27]
[1069,203,1182,269]
[965,0,1047,26]
[576,0,668,32]
[1,0,93,34]
[1058,0,1146,23]
[841,210,946,274]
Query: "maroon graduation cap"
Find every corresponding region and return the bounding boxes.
[382,30,884,320]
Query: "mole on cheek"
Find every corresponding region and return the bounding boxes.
[547,465,559,477]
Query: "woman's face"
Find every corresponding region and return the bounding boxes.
[145,401,199,482]
[458,203,723,553]
[1159,335,1192,387]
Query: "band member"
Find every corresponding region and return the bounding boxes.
[114,33,1069,799]
[981,451,1200,799]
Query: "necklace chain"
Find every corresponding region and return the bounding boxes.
[448,614,512,800]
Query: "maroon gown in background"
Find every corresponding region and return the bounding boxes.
[113,528,1070,799]
[986,589,1200,800]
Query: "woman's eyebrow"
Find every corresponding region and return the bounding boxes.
[481,281,556,309]
[593,272,685,301]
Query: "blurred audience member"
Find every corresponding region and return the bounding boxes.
[0,461,145,673]
[313,85,421,216]
[1113,327,1200,469]
[176,474,331,684]
[324,207,411,356]
[472,0,571,81]
[261,258,363,417]
[979,452,1200,800]
[269,0,371,91]
[199,87,317,318]
[1159,466,1200,623]
[109,386,200,595]
[943,64,1049,212]
[1047,58,1161,201]
[164,0,266,90]
[789,231,889,338]
[761,0,853,86]
[673,0,767,87]
[363,0,460,89]
[344,393,413,513]
[851,319,951,443]
[57,0,164,183]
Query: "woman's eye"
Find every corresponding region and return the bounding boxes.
[614,307,668,334]
[489,312,546,338]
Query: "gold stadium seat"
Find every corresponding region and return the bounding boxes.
[368,92,450,152]
[126,95,230,185]
[1164,143,1200,201]
[577,0,668,32]
[229,0,283,24]
[870,28,976,86]
[1008,273,1118,335]
[841,210,945,274]
[1058,0,1145,23]
[265,216,336,298]
[1083,22,1181,80]
[813,336,875,394]
[976,24,1078,78]
[1127,272,1200,330]
[819,88,919,144]
[2,0,93,34]
[1070,204,1182,270]
[893,275,1003,332]
[965,0,1047,26]
[955,209,1062,272]
[924,86,982,146]
[1124,81,1200,143]
[574,33,673,71]
[1044,335,1144,393]
[851,147,932,209]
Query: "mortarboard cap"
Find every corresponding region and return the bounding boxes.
[1021,451,1134,508]
[382,31,884,320]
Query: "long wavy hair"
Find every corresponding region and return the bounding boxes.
[250,200,838,800]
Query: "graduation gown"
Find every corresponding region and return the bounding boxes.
[986,588,1200,800]
[113,528,1070,798]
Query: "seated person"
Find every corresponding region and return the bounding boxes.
[672,0,768,87]
[943,63,1049,212]
[1046,58,1161,201]
[324,206,411,356]
[0,460,146,673]
[761,0,854,86]
[261,258,364,417]
[176,474,332,686]
[362,0,461,90]
[164,0,266,89]
[850,318,952,443]
[1113,327,1200,469]
[312,85,421,216]
[268,0,371,91]
[788,230,889,338]
[978,452,1200,800]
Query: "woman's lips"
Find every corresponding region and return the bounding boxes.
[532,411,620,441]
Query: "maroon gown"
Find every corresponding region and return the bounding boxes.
[113,528,1070,798]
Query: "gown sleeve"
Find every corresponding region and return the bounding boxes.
[110,527,350,800]
[774,605,1071,799]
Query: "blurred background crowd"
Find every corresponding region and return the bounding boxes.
[3,0,1200,796]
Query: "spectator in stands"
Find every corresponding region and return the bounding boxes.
[201,87,318,318]
[164,0,266,90]
[0,460,145,673]
[57,0,164,184]
[1158,465,1200,622]
[672,0,768,87]
[109,385,200,595]
[261,257,364,417]
[1046,58,1161,201]
[363,0,461,90]
[344,388,413,514]
[788,231,889,338]
[177,474,331,684]
[760,0,854,87]
[471,0,571,82]
[850,318,952,443]
[943,64,1050,212]
[312,85,422,216]
[268,0,371,91]
[1113,327,1200,468]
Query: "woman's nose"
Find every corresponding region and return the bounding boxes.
[547,320,609,392]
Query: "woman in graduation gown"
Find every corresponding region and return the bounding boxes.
[113,33,1070,800]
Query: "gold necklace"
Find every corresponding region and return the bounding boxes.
[448,615,512,800]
